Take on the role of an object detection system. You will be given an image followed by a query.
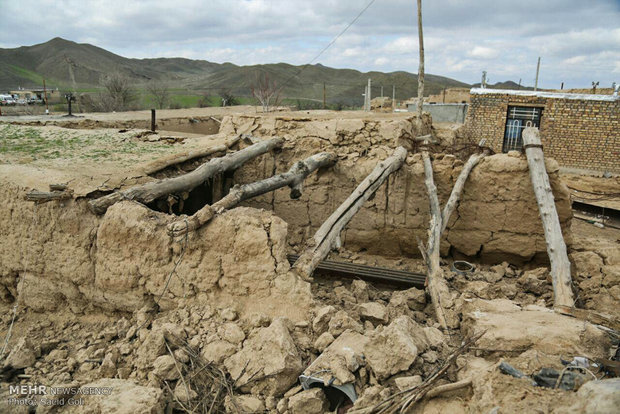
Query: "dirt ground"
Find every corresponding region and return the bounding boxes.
[0,110,618,413]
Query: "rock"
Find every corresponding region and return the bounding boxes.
[566,378,620,413]
[328,310,363,337]
[570,251,604,276]
[220,307,238,321]
[314,332,335,352]
[225,318,302,396]
[423,326,445,350]
[364,316,428,380]
[99,353,117,378]
[461,299,609,357]
[304,330,369,384]
[218,323,245,344]
[518,268,550,295]
[3,338,36,369]
[395,375,423,391]
[358,302,388,324]
[173,382,197,403]
[351,280,370,302]
[312,305,336,334]
[226,395,266,413]
[389,287,426,312]
[349,385,390,412]
[288,388,329,414]
[45,349,68,362]
[152,355,179,380]
[247,312,271,328]
[201,340,237,364]
[66,378,164,413]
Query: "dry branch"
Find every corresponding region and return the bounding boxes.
[140,135,241,175]
[88,136,283,215]
[419,150,452,330]
[424,378,472,399]
[523,127,574,308]
[371,330,485,414]
[168,152,337,237]
[292,146,407,280]
[441,142,488,234]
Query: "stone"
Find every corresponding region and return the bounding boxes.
[68,378,165,413]
[152,355,179,380]
[225,318,302,396]
[395,375,423,391]
[201,340,236,364]
[288,388,329,414]
[220,307,238,321]
[3,338,36,369]
[566,378,620,414]
[45,349,68,362]
[314,332,335,352]
[358,302,388,324]
[226,395,265,413]
[173,382,197,403]
[518,268,550,296]
[312,305,336,334]
[328,310,363,337]
[570,251,604,276]
[350,279,370,302]
[389,287,426,312]
[218,323,245,344]
[99,353,117,378]
[364,316,428,380]
[461,299,609,358]
[304,331,369,385]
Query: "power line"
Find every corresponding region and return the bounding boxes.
[277,0,377,91]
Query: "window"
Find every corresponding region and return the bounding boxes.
[502,106,543,152]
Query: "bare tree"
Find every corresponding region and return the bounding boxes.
[98,72,135,111]
[147,80,170,109]
[251,72,280,112]
[416,0,425,125]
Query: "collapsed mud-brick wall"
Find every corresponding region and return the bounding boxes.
[0,181,310,317]
[220,114,572,263]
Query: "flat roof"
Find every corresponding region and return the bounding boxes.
[470,88,619,102]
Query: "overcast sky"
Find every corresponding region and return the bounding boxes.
[1,0,618,88]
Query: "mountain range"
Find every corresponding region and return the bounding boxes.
[0,37,528,106]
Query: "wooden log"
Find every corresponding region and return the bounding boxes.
[140,136,241,175]
[555,305,620,332]
[168,152,336,237]
[523,127,574,308]
[25,189,73,204]
[425,379,472,400]
[88,137,284,215]
[441,143,488,234]
[420,151,452,330]
[292,147,407,280]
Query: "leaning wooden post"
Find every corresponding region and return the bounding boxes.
[88,136,283,215]
[419,150,453,329]
[168,152,336,237]
[292,147,408,280]
[523,127,574,308]
[440,140,488,234]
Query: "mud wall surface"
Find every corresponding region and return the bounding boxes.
[0,181,310,317]
[220,115,572,263]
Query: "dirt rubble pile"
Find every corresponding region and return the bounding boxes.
[0,112,617,413]
[220,114,572,262]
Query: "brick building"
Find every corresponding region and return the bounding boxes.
[465,88,619,173]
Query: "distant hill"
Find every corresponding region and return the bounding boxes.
[0,37,472,106]
[471,80,534,90]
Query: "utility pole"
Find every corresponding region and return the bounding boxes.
[43,78,49,114]
[323,82,326,109]
[518,78,522,90]
[416,0,425,124]
[560,82,564,90]
[381,85,383,98]
[367,78,372,111]
[392,84,396,111]
[534,56,541,91]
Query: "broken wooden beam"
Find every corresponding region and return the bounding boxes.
[523,127,574,308]
[292,146,407,280]
[88,137,284,215]
[168,152,336,237]
[419,150,453,330]
[140,135,241,175]
[25,189,73,204]
[441,140,488,234]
